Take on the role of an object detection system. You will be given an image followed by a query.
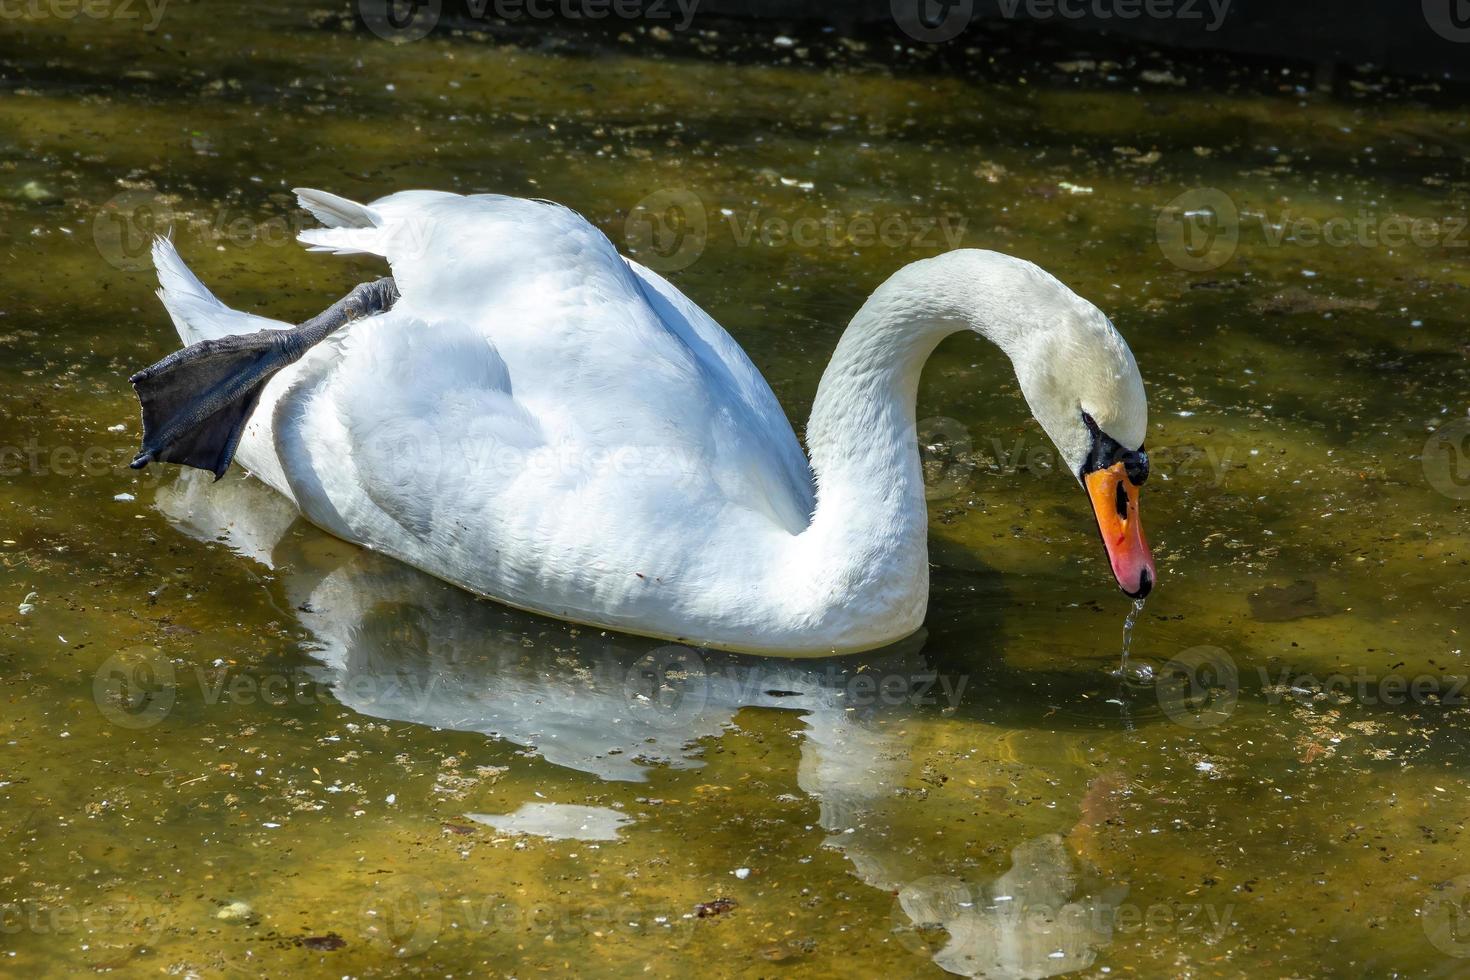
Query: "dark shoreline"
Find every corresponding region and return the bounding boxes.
[367,0,1470,86]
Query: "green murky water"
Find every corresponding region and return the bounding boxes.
[3,5,1470,976]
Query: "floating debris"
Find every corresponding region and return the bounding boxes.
[215,900,253,923]
[9,180,61,204]
[300,934,346,951]
[695,898,737,918]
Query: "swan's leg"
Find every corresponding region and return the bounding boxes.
[129,277,399,480]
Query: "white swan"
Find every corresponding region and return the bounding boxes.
[140,189,1154,657]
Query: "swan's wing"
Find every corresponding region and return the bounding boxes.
[624,260,816,533]
[325,314,540,544]
[294,189,816,534]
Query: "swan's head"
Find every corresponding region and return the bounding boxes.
[940,250,1156,598]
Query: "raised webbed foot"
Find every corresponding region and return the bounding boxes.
[129,276,399,479]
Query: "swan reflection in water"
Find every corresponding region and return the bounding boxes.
[157,470,1128,979]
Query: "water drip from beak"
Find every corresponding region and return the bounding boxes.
[1112,596,1152,683]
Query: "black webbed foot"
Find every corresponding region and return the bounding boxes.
[129,276,399,480]
[130,332,280,479]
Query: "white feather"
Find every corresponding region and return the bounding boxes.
[153,190,1148,656]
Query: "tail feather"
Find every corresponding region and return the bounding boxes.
[293,187,380,229]
[296,227,381,256]
[152,237,289,345]
[293,187,390,256]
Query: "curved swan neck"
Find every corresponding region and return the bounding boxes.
[804,297,962,522]
[787,252,1095,644]
[804,256,1029,537]
[785,250,1145,648]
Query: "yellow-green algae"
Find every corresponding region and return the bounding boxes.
[2,4,1469,977]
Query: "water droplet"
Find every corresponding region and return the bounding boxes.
[1113,596,1149,682]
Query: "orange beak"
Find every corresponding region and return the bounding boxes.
[1084,461,1155,598]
